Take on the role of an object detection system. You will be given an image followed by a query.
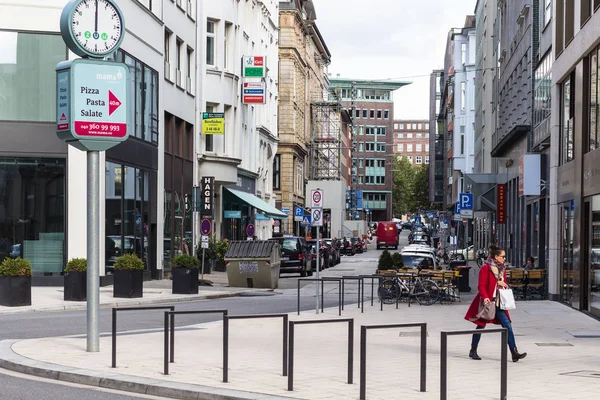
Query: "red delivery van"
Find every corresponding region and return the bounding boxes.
[376,222,398,250]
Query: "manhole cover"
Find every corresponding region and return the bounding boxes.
[535,343,574,347]
[567,331,600,338]
[561,370,600,379]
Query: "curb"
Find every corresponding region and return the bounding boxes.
[0,339,301,400]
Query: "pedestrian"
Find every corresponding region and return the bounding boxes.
[464,244,527,362]
[522,256,536,270]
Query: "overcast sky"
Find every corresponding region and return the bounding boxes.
[315,0,476,120]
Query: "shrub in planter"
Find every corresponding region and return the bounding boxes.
[113,253,144,298]
[64,258,87,301]
[391,252,404,270]
[0,257,32,307]
[172,254,200,294]
[377,250,394,272]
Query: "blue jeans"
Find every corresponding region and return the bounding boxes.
[471,306,516,350]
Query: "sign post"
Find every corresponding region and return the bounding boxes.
[200,219,211,280]
[311,189,323,313]
[57,0,128,353]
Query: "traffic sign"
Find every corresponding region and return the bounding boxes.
[274,220,280,227]
[281,208,290,214]
[246,224,255,237]
[311,208,323,227]
[201,235,209,249]
[201,219,211,236]
[459,193,474,210]
[300,215,312,227]
[460,209,474,219]
[454,202,461,221]
[311,189,323,208]
[294,205,304,222]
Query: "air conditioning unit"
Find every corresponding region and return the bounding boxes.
[164,61,171,81]
[176,69,182,87]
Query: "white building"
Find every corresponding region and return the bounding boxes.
[197,0,281,242]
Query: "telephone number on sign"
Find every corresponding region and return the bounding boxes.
[74,121,127,137]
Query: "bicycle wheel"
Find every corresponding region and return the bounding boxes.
[414,279,440,306]
[378,279,400,304]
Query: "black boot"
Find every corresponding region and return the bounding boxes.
[469,348,481,360]
[510,347,527,362]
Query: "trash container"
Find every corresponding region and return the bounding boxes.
[224,240,281,289]
[450,261,471,292]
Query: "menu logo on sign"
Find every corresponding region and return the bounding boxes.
[201,176,215,217]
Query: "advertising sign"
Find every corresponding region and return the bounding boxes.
[242,82,266,104]
[497,184,507,224]
[201,176,215,217]
[242,56,266,77]
[56,59,129,151]
[518,154,541,196]
[201,112,225,135]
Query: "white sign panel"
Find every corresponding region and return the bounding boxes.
[311,189,323,208]
[311,208,323,227]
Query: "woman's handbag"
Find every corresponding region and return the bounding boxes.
[498,288,516,310]
[476,300,496,320]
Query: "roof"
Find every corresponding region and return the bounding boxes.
[224,241,280,259]
[328,78,410,91]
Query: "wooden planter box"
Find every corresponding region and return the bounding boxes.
[0,276,32,307]
[172,267,199,294]
[64,271,86,301]
[113,270,143,298]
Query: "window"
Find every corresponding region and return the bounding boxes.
[561,73,575,164]
[425,156,430,164]
[224,22,231,69]
[544,0,552,27]
[417,123,422,129]
[397,143,403,152]
[461,43,467,64]
[425,123,429,129]
[406,133,413,139]
[362,109,368,118]
[416,133,422,138]
[460,125,465,155]
[590,45,600,151]
[359,158,364,168]
[164,29,171,80]
[407,144,413,152]
[377,110,382,119]
[416,156,423,164]
[359,126,364,135]
[461,82,467,110]
[407,156,413,164]
[356,109,361,118]
[186,47,194,92]
[394,123,399,129]
[296,158,304,193]
[384,110,389,119]
[273,154,281,190]
[205,104,214,151]
[399,123,404,129]
[534,51,552,128]
[397,133,403,139]
[416,144,422,152]
[176,37,183,85]
[0,32,66,121]
[206,20,215,65]
[425,144,429,152]
[370,109,375,119]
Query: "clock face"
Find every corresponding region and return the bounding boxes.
[70,0,123,56]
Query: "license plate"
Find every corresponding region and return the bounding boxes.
[282,257,289,261]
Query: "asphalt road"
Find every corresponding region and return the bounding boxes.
[0,231,410,399]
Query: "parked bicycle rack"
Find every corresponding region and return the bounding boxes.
[163,309,228,376]
[341,275,362,311]
[358,274,381,308]
[296,277,342,315]
[223,313,288,383]
[287,318,354,391]
[111,306,174,368]
[440,328,507,400]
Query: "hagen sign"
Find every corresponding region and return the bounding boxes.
[201,112,225,135]
[242,56,266,77]
[201,176,215,218]
[56,58,129,151]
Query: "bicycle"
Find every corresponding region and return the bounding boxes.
[377,269,441,306]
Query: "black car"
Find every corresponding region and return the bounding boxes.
[323,238,340,265]
[268,236,312,277]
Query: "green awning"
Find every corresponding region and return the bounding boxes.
[225,188,287,218]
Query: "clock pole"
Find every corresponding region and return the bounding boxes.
[87,149,100,352]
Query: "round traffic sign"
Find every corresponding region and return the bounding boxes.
[312,190,322,204]
[201,219,211,235]
[246,224,255,237]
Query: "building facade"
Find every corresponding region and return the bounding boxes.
[429,70,444,206]
[329,78,409,222]
[550,0,600,318]
[277,0,330,235]
[393,120,430,167]
[197,0,282,245]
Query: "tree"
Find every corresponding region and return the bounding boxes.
[413,164,431,211]
[392,156,416,217]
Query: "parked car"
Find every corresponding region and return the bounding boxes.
[323,238,341,265]
[307,239,330,270]
[376,222,399,249]
[449,245,476,261]
[399,252,437,270]
[268,236,312,276]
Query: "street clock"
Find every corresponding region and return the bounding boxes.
[60,0,125,58]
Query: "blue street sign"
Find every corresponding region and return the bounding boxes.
[300,215,312,227]
[135,215,142,227]
[281,207,290,214]
[454,202,461,215]
[459,193,474,210]
[294,206,304,217]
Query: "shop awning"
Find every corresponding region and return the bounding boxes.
[225,188,287,219]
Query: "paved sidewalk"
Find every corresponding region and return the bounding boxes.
[2,291,600,399]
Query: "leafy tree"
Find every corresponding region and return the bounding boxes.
[392,156,416,217]
[413,164,431,211]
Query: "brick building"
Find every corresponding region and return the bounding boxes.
[393,120,430,166]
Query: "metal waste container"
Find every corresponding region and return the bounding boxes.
[449,260,471,292]
[224,240,281,289]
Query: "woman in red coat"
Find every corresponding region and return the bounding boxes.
[464,245,527,362]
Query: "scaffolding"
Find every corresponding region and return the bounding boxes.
[309,100,343,180]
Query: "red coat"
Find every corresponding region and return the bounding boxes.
[464,263,511,327]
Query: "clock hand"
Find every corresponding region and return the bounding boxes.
[95,0,99,33]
